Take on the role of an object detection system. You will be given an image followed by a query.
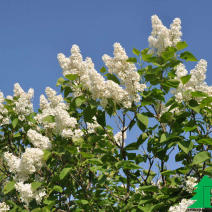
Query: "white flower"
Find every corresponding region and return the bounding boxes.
[169,199,195,212]
[4,148,44,181]
[86,117,101,134]
[148,15,182,55]
[173,59,212,103]
[13,83,34,118]
[114,128,127,147]
[102,43,146,104]
[35,87,81,139]
[15,182,46,206]
[57,44,146,108]
[0,202,10,211]
[3,152,21,174]
[184,176,198,193]
[27,129,52,150]
[0,92,4,103]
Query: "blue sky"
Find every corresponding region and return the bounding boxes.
[0,0,211,170]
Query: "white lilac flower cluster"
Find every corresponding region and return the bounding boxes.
[114,128,127,147]
[173,60,212,103]
[0,92,9,126]
[0,83,34,127]
[184,176,198,193]
[27,129,52,150]
[35,87,83,139]
[168,199,195,212]
[148,15,182,55]
[102,42,146,104]
[15,182,46,206]
[13,83,34,121]
[0,202,10,212]
[4,148,44,181]
[86,116,101,134]
[3,148,46,206]
[57,44,146,108]
[1,84,50,206]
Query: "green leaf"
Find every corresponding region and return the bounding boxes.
[128,119,136,131]
[126,57,137,63]
[178,140,193,154]
[100,66,107,73]
[43,150,51,161]
[3,181,15,194]
[105,73,120,84]
[188,99,200,113]
[160,112,173,123]
[65,74,78,81]
[139,185,158,192]
[136,113,148,129]
[161,170,176,176]
[115,161,141,170]
[197,138,212,145]
[42,115,55,123]
[80,152,95,159]
[125,142,139,150]
[176,41,188,51]
[180,75,191,84]
[192,151,210,165]
[43,199,56,206]
[31,182,42,192]
[201,97,212,106]
[64,86,72,98]
[132,48,140,56]
[191,91,208,98]
[160,133,166,143]
[59,167,71,180]
[96,110,106,127]
[31,209,42,212]
[75,96,86,107]
[83,106,96,122]
[163,79,180,88]
[84,158,103,166]
[53,185,63,193]
[12,118,18,128]
[80,200,89,205]
[180,51,197,61]
[161,47,176,59]
[14,132,21,138]
[56,77,65,86]
[183,126,197,132]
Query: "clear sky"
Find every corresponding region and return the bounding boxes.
[0,0,211,170]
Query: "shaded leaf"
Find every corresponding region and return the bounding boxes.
[3,181,15,194]
[180,51,197,61]
[136,113,148,129]
[192,151,210,165]
[59,167,71,180]
[56,77,65,86]
[53,185,63,193]
[181,75,191,84]
[42,115,55,123]
[176,41,188,51]
[132,48,140,56]
[126,57,137,63]
[31,182,42,192]
[178,140,193,154]
[12,118,18,128]
[100,66,107,73]
[65,74,78,81]
[105,73,120,84]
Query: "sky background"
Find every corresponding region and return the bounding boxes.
[0,0,211,171]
